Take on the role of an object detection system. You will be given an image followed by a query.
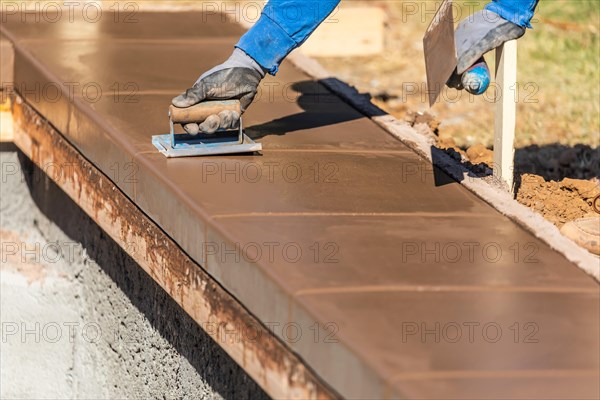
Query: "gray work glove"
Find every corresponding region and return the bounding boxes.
[455,9,525,75]
[172,48,265,134]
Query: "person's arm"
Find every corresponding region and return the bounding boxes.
[172,0,340,134]
[485,0,539,28]
[236,0,341,75]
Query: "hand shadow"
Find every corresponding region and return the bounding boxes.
[246,79,386,140]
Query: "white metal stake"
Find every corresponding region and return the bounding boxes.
[493,40,518,192]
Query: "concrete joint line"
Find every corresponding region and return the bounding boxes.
[284,51,599,283]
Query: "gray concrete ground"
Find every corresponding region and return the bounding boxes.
[0,144,269,399]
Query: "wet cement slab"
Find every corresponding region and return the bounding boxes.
[132,151,492,216]
[294,290,599,398]
[0,32,14,84]
[1,11,245,41]
[78,89,410,153]
[208,215,598,292]
[3,10,599,400]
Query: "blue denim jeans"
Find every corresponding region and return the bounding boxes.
[236,1,340,75]
[485,0,540,28]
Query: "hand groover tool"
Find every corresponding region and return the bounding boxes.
[152,99,262,158]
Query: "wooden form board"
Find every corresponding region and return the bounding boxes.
[493,40,518,192]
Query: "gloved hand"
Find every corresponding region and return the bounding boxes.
[172,48,265,134]
[447,9,526,92]
[455,9,525,74]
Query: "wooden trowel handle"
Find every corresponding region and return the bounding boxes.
[169,100,241,124]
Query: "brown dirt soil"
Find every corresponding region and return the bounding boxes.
[517,176,600,227]
[514,145,600,227]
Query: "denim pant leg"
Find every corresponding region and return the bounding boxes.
[485,0,540,28]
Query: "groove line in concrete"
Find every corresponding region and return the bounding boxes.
[294,285,600,297]
[210,211,490,219]
[389,369,600,381]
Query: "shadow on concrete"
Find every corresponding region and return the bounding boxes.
[430,145,491,187]
[428,142,599,194]
[0,142,18,152]
[16,150,269,400]
[513,144,600,196]
[247,79,386,139]
[246,78,471,189]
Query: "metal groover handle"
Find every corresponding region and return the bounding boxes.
[169,99,241,124]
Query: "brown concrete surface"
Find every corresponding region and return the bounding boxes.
[1,32,14,141]
[2,10,599,399]
[0,32,14,85]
